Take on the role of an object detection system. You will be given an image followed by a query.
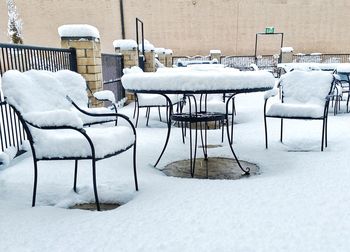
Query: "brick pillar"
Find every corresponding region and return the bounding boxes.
[114,44,139,101]
[210,49,221,63]
[61,37,103,107]
[165,49,173,67]
[281,47,294,63]
[144,50,156,72]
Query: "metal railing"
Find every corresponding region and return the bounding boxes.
[101,53,125,104]
[0,43,77,162]
[292,53,350,63]
[172,55,211,66]
[220,56,256,70]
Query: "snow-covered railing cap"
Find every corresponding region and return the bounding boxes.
[113,39,137,50]
[281,47,293,53]
[58,24,100,40]
[165,49,173,55]
[154,48,166,54]
[310,52,322,56]
[139,41,155,52]
[210,49,221,54]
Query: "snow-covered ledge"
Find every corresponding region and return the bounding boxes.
[59,24,103,107]
[58,24,100,41]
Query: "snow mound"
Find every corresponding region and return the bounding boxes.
[58,24,100,39]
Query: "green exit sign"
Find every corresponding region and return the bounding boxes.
[265,27,275,34]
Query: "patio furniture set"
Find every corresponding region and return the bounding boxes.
[0,63,338,210]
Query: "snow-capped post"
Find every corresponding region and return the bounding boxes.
[113,39,139,101]
[142,40,156,72]
[210,49,221,62]
[7,0,23,44]
[164,49,173,67]
[113,39,139,69]
[58,24,103,107]
[155,48,166,66]
[281,47,294,63]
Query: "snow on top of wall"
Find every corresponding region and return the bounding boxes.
[58,24,100,39]
[281,47,294,53]
[139,40,155,52]
[210,49,221,54]
[165,49,173,55]
[122,70,275,92]
[113,39,137,50]
[154,48,166,54]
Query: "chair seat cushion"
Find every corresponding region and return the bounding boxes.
[266,103,325,118]
[32,126,134,159]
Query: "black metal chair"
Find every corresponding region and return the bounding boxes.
[264,70,336,151]
[333,68,350,112]
[1,70,138,211]
[133,93,182,127]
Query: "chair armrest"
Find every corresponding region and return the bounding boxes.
[93,90,116,103]
[264,88,279,100]
[23,110,84,129]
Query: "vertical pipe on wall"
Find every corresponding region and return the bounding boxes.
[119,0,126,39]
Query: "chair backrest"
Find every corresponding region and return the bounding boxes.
[2,70,71,114]
[279,70,334,105]
[53,70,89,107]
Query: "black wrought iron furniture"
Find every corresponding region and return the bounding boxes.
[133,93,182,127]
[264,70,336,151]
[333,65,350,112]
[122,69,275,177]
[1,70,138,211]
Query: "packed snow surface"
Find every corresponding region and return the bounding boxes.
[113,39,137,50]
[1,69,350,251]
[281,47,294,53]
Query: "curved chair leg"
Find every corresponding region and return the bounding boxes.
[325,116,328,148]
[32,159,38,207]
[146,107,151,126]
[135,104,140,128]
[132,144,139,191]
[91,159,100,211]
[321,117,326,152]
[280,118,283,143]
[264,115,268,149]
[158,106,162,122]
[73,160,78,193]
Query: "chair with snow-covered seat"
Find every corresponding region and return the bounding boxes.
[1,70,138,211]
[264,70,336,151]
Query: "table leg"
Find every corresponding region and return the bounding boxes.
[225,94,250,174]
[154,94,173,167]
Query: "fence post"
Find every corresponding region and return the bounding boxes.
[165,49,173,67]
[59,24,103,107]
[210,50,221,62]
[68,47,78,72]
[114,39,139,101]
[281,47,294,63]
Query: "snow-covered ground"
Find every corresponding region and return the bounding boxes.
[1,92,350,251]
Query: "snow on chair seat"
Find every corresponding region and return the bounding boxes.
[33,126,134,159]
[1,69,138,211]
[264,70,336,151]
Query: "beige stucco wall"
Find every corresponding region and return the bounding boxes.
[1,0,349,56]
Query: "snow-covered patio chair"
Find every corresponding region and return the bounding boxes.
[1,70,138,211]
[333,64,350,112]
[52,70,120,126]
[264,70,336,151]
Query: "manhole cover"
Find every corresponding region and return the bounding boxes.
[70,203,121,211]
[162,157,259,180]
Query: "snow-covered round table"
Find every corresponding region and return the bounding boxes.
[122,70,275,173]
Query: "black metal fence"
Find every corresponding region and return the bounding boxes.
[0,43,77,163]
[101,53,124,104]
[172,55,211,66]
[292,53,350,63]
